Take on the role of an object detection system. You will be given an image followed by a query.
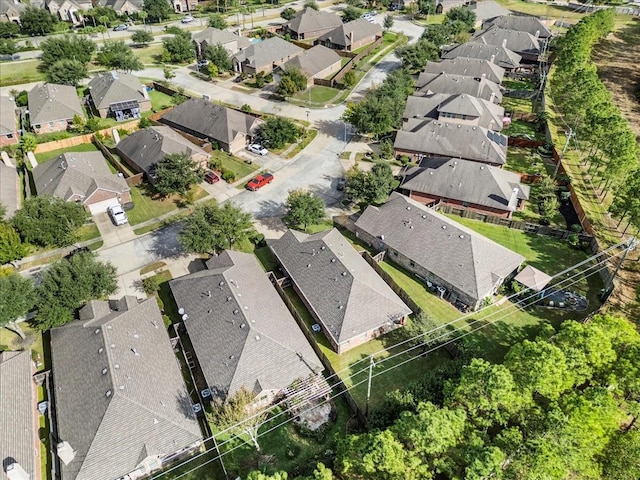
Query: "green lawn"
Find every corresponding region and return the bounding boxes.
[34,142,99,164]
[76,223,101,242]
[148,89,174,111]
[294,86,340,104]
[255,246,278,273]
[212,151,259,180]
[131,43,163,65]
[502,97,535,115]
[503,119,542,140]
[0,59,46,87]
[505,147,547,176]
[126,184,207,225]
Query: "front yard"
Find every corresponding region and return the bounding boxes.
[126,183,208,225]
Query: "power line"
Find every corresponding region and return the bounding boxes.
[152,243,628,479]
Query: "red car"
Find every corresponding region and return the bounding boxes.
[204,171,220,184]
[246,173,274,191]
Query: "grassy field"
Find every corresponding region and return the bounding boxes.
[0,59,46,87]
[34,142,99,164]
[131,43,164,65]
[502,97,535,115]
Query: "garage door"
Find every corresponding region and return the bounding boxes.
[88,198,120,215]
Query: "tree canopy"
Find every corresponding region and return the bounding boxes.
[281,7,296,20]
[0,273,35,328]
[208,13,228,29]
[131,29,154,46]
[342,5,362,22]
[163,30,195,63]
[143,0,172,22]
[45,59,88,86]
[12,196,88,248]
[258,117,303,149]
[345,162,397,206]
[204,43,232,71]
[20,7,57,36]
[277,66,307,97]
[40,35,96,69]
[97,41,143,72]
[35,251,118,330]
[153,152,203,197]
[0,222,28,264]
[284,190,326,229]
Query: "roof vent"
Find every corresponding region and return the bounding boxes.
[244,305,248,310]
[107,325,112,329]
[459,235,464,239]
[105,390,112,397]
[98,347,104,353]
[307,264,311,268]
[114,364,120,369]
[131,348,140,356]
[442,225,446,229]
[110,343,116,348]
[342,271,347,276]
[227,296,232,302]
[182,314,188,321]
[102,368,107,375]
[240,323,246,328]
[338,305,344,310]
[255,335,261,341]
[178,308,185,315]
[219,281,225,286]
[94,328,100,335]
[331,258,336,263]
[321,245,326,250]
[119,385,125,390]
[422,214,427,219]
[406,206,411,210]
[233,309,239,314]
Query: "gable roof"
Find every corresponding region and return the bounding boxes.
[403,93,504,131]
[160,99,260,145]
[268,229,412,348]
[0,161,19,218]
[483,14,552,38]
[232,36,303,70]
[28,83,83,125]
[355,193,525,302]
[33,151,129,202]
[192,27,251,51]
[0,0,26,17]
[415,72,503,104]
[469,0,511,24]
[442,42,522,69]
[394,119,508,165]
[88,71,147,110]
[0,350,36,480]
[473,26,541,56]
[401,157,530,211]
[0,96,17,136]
[51,297,202,480]
[424,57,506,84]
[115,126,209,179]
[169,250,322,400]
[287,7,343,36]
[280,44,341,78]
[316,18,381,48]
[514,265,551,291]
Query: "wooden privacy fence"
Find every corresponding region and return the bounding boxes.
[33,120,139,154]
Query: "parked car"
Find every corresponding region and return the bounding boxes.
[196,59,210,69]
[181,15,194,23]
[113,24,128,31]
[204,170,220,184]
[246,144,269,156]
[108,204,128,225]
[337,177,346,191]
[246,173,274,191]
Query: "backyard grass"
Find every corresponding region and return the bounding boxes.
[254,246,278,273]
[148,89,174,111]
[503,119,542,140]
[126,184,207,225]
[505,147,547,176]
[502,97,535,115]
[38,385,51,480]
[34,142,99,164]
[0,59,46,87]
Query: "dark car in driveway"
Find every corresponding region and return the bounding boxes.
[204,171,220,184]
[246,173,274,191]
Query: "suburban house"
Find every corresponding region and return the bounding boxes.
[424,57,506,85]
[394,119,508,166]
[0,96,18,146]
[115,126,210,184]
[192,27,252,58]
[50,296,203,480]
[415,72,503,104]
[284,7,343,40]
[87,71,151,120]
[97,0,139,15]
[0,350,39,480]
[403,93,505,131]
[354,193,525,310]
[268,229,412,354]
[0,155,20,218]
[316,18,382,52]
[399,157,530,218]
[27,83,83,134]
[160,99,261,154]
[441,42,522,71]
[169,250,324,404]
[0,0,25,23]
[473,26,542,62]
[434,0,470,14]
[171,0,196,13]
[46,0,86,24]
[32,151,131,214]
[482,14,553,40]
[277,45,341,86]
[232,36,303,75]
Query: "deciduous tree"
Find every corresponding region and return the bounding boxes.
[342,5,362,22]
[204,43,232,71]
[96,41,143,71]
[20,7,57,36]
[284,189,325,230]
[208,12,227,29]
[154,152,203,196]
[163,30,195,63]
[143,0,172,22]
[258,116,302,149]
[281,7,296,20]
[45,59,88,86]
[41,35,96,69]
[0,222,28,264]
[131,29,154,46]
[0,273,35,328]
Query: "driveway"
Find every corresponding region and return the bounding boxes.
[93,212,136,248]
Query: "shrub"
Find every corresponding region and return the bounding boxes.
[221,170,236,182]
[141,276,161,295]
[240,104,252,112]
[209,157,222,170]
[86,117,102,132]
[568,232,580,247]
[570,224,582,233]
[139,117,152,128]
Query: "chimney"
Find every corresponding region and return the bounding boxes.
[490,54,495,63]
[502,39,507,48]
[508,187,519,211]
[535,30,540,38]
[489,92,496,103]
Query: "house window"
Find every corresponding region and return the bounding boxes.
[462,201,469,207]
[6,133,12,139]
[48,122,55,128]
[34,124,41,129]
[392,251,398,257]
[409,261,415,267]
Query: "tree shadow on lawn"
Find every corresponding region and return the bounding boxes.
[313,119,354,142]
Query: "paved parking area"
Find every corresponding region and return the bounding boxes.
[93,212,136,248]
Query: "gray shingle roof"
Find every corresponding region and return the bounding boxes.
[169,250,323,400]
[268,229,412,349]
[416,72,503,104]
[0,350,36,480]
[483,14,552,38]
[88,71,148,110]
[28,83,83,126]
[442,42,522,69]
[192,27,252,52]
[316,18,381,48]
[469,0,511,24]
[287,7,343,36]
[355,193,525,303]
[232,36,303,70]
[280,44,341,78]
[32,151,129,202]
[161,98,260,145]
[473,26,541,56]
[403,93,504,131]
[0,0,26,17]
[51,297,202,480]
[0,161,19,218]
[401,157,530,211]
[0,96,16,137]
[115,126,208,180]
[424,57,506,84]
[394,119,508,165]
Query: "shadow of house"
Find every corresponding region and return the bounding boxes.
[268,229,412,354]
[115,126,210,184]
[50,297,202,480]
[354,193,525,310]
[168,250,323,405]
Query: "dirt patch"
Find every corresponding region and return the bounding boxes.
[592,20,640,139]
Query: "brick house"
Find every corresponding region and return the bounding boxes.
[0,96,18,146]
[87,71,151,120]
[284,7,343,40]
[232,36,303,75]
[27,83,83,134]
[277,45,341,87]
[316,18,382,52]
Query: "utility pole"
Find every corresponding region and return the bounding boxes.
[603,237,637,299]
[554,127,574,177]
[365,355,375,419]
